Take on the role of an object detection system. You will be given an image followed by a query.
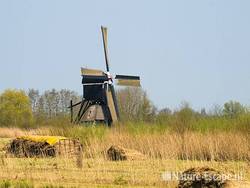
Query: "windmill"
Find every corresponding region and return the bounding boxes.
[69,26,141,125]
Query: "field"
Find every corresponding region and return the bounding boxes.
[0,126,249,188]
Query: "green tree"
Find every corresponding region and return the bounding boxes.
[0,89,33,127]
[175,102,195,132]
[155,107,172,125]
[138,92,156,121]
[174,102,195,159]
[223,100,246,118]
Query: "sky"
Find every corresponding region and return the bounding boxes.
[0,0,250,111]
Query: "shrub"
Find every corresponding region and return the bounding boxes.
[0,90,33,128]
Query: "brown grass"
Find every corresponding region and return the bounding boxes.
[0,127,249,187]
[0,127,249,161]
[0,127,50,138]
[83,131,250,161]
[0,157,248,187]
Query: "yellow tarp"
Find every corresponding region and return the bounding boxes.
[18,136,67,145]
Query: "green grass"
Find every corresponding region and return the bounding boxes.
[0,180,34,188]
[42,114,250,140]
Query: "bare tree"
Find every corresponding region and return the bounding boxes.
[27,89,39,113]
[116,87,155,122]
[223,100,246,118]
[28,89,81,118]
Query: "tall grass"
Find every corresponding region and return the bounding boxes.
[0,113,249,161]
[1,125,248,161]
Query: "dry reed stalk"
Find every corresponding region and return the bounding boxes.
[84,131,250,161]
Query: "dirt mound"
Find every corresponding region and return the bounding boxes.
[7,138,56,157]
[107,145,145,161]
[178,167,227,188]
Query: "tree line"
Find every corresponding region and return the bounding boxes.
[27,89,80,118]
[0,88,249,128]
[0,89,81,127]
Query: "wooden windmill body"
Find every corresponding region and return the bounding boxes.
[70,27,141,125]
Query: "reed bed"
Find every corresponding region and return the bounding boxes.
[1,125,249,161]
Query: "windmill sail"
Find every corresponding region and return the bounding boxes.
[115,75,141,87]
[105,84,118,123]
[101,26,110,72]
